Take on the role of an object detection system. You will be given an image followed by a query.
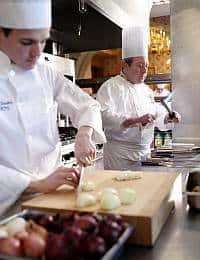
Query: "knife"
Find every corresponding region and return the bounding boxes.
[76,166,85,195]
[160,100,176,119]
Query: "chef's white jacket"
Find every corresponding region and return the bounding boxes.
[97,75,167,170]
[0,50,106,216]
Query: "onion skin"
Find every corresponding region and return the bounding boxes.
[0,237,22,256]
[21,231,46,257]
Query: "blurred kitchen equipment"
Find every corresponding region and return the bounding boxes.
[186,170,200,210]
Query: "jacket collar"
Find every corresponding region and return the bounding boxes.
[0,50,13,76]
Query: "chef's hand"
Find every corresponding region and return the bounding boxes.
[24,167,80,194]
[164,111,181,124]
[121,114,155,128]
[121,117,140,128]
[74,126,96,166]
[139,113,155,126]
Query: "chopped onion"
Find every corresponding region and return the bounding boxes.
[97,187,118,201]
[6,217,27,236]
[76,193,96,208]
[100,193,121,210]
[81,180,95,192]
[115,171,142,181]
[119,188,136,205]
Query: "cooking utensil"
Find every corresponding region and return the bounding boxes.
[76,166,85,195]
[160,93,176,119]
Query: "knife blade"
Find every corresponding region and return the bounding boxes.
[76,166,85,195]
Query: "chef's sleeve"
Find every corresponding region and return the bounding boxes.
[54,74,106,144]
[0,165,31,216]
[96,82,127,129]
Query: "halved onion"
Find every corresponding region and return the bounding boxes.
[97,187,118,201]
[76,193,96,208]
[119,188,136,205]
[100,193,121,210]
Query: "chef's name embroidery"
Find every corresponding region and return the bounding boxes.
[0,101,13,111]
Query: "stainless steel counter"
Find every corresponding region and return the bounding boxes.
[121,166,200,260]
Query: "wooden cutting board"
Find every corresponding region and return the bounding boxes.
[22,170,179,246]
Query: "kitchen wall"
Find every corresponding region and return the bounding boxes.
[171,0,200,143]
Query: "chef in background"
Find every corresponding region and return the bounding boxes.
[97,26,180,170]
[0,0,106,217]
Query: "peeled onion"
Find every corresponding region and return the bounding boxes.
[76,193,96,208]
[115,171,142,181]
[6,217,27,236]
[119,188,136,205]
[100,193,121,210]
[0,227,8,238]
[81,180,95,192]
[97,187,118,201]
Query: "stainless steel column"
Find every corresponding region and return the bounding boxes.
[171,0,200,144]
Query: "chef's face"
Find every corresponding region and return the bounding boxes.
[123,56,148,84]
[0,28,50,70]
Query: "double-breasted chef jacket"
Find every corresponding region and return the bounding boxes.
[97,75,167,170]
[0,50,106,216]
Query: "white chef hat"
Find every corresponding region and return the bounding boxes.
[122,26,149,59]
[0,0,51,29]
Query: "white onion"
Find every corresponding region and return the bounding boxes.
[0,227,8,238]
[76,193,96,208]
[119,188,136,205]
[81,180,95,192]
[6,217,27,236]
[97,187,118,201]
[115,171,142,181]
[100,193,121,210]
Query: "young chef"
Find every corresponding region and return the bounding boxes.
[0,0,106,217]
[97,26,180,170]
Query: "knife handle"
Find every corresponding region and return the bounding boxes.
[168,111,176,119]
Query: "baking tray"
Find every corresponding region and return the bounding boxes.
[186,171,200,210]
[0,210,134,260]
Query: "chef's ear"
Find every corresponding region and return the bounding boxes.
[122,59,129,74]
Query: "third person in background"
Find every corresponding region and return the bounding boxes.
[97,26,180,170]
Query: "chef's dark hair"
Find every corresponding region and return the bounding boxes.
[122,57,133,73]
[2,28,12,37]
[123,57,134,66]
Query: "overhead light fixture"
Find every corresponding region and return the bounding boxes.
[153,0,170,5]
[77,0,87,37]
[78,0,87,13]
